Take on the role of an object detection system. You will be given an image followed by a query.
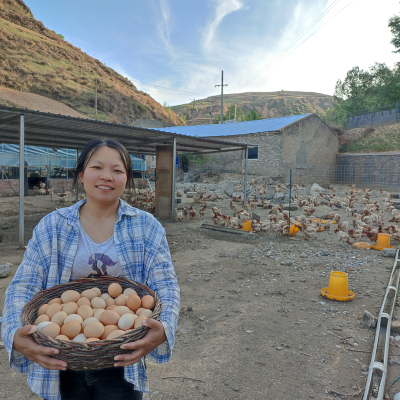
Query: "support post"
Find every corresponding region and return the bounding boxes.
[288,169,292,238]
[19,114,24,249]
[244,147,248,203]
[171,138,176,222]
[76,149,79,203]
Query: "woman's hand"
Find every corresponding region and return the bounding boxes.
[13,325,68,370]
[114,319,167,367]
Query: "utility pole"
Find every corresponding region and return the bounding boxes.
[215,70,228,124]
[210,97,214,124]
[190,98,195,125]
[95,78,98,117]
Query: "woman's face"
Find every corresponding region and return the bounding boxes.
[79,146,127,206]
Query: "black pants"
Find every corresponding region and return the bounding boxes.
[58,367,143,400]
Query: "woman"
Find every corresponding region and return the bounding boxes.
[1,138,180,400]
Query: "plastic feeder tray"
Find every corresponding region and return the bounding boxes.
[353,242,373,249]
[289,224,300,236]
[321,271,354,302]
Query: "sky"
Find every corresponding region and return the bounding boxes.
[23,0,400,106]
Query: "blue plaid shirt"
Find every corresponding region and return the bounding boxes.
[1,199,180,400]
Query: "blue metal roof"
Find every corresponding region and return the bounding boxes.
[154,113,310,137]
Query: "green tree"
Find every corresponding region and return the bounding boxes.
[244,109,261,121]
[389,13,400,52]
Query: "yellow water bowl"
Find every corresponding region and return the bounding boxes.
[321,271,354,302]
[353,242,373,249]
[242,220,252,232]
[372,233,394,250]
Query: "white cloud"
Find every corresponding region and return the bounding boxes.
[203,0,245,52]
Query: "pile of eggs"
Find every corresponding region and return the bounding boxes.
[34,283,155,344]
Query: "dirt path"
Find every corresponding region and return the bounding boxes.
[0,189,399,399]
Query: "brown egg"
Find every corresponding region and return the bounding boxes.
[127,295,141,312]
[105,297,116,307]
[124,288,137,296]
[48,298,62,305]
[41,322,61,338]
[135,307,145,316]
[55,334,70,341]
[115,294,129,306]
[34,314,50,325]
[100,310,120,326]
[91,297,106,309]
[51,311,68,327]
[77,297,91,307]
[108,283,123,298]
[84,337,100,343]
[141,295,155,310]
[61,320,81,339]
[84,321,105,338]
[106,305,117,310]
[46,303,62,319]
[106,330,125,340]
[62,302,79,315]
[82,317,99,329]
[61,290,81,303]
[134,315,148,329]
[113,306,130,316]
[80,289,98,300]
[64,314,83,324]
[77,305,94,320]
[37,304,49,316]
[100,324,118,339]
[90,287,101,297]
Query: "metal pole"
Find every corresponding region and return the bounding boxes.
[191,99,195,125]
[171,138,176,222]
[19,114,24,249]
[288,169,292,238]
[215,71,228,124]
[244,147,248,203]
[95,78,98,117]
[210,97,213,125]
[75,149,79,203]
[234,104,237,123]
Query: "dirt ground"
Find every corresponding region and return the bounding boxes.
[0,186,400,400]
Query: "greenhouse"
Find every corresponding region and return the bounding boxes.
[0,143,147,180]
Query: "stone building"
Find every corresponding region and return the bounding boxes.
[154,113,339,181]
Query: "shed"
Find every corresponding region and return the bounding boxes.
[155,113,339,180]
[0,105,248,248]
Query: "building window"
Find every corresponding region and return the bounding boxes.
[247,146,258,160]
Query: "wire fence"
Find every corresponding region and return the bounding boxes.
[174,154,400,191]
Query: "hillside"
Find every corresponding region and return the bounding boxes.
[172,91,333,125]
[0,0,183,125]
[338,123,400,153]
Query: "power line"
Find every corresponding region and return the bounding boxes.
[234,0,349,92]
[129,79,207,97]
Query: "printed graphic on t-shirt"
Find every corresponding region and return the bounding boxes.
[87,253,118,278]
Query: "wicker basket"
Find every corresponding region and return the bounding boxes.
[22,276,161,370]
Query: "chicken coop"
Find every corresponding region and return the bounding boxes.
[153,113,339,182]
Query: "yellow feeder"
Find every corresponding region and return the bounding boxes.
[372,233,394,250]
[289,224,300,236]
[321,271,354,301]
[353,242,373,249]
[242,220,252,232]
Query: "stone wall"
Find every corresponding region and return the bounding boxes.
[200,114,339,181]
[336,152,400,188]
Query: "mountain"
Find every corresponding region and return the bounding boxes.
[171,91,334,125]
[0,0,183,125]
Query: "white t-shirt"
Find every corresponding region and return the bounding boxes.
[70,221,124,280]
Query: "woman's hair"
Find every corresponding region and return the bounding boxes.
[73,138,135,191]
